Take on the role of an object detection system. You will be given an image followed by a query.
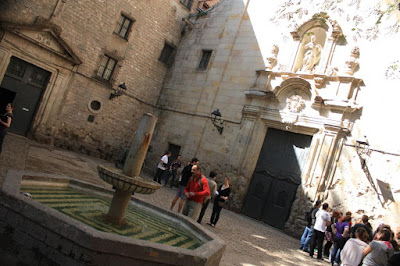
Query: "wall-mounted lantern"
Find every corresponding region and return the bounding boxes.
[356,135,371,166]
[109,82,127,100]
[210,109,224,135]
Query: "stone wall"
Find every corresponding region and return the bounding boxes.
[0,0,194,159]
[147,0,263,211]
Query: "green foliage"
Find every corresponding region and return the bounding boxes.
[271,0,400,41]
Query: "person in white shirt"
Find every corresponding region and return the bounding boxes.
[309,203,331,260]
[153,151,171,184]
[340,227,369,266]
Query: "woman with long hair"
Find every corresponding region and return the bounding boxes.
[208,176,231,228]
[0,103,14,155]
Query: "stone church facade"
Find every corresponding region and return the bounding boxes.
[146,0,400,234]
[1,0,399,235]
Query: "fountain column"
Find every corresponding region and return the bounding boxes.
[106,113,157,223]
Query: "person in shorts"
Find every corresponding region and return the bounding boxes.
[170,158,199,213]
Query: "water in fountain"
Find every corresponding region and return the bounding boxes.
[20,184,205,249]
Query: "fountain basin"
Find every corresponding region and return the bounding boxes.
[97,165,160,193]
[0,170,225,265]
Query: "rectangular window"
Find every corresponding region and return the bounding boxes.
[180,0,193,9]
[97,55,117,81]
[158,43,175,65]
[198,50,212,70]
[115,15,134,40]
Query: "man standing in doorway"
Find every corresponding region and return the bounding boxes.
[309,203,331,260]
[197,171,217,224]
[170,158,199,212]
[182,164,210,220]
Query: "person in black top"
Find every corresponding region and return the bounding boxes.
[300,200,321,252]
[350,219,373,242]
[0,103,14,155]
[170,158,199,213]
[208,176,231,228]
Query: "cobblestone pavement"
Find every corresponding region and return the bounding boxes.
[0,134,328,266]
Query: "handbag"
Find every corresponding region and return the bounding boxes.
[217,200,224,207]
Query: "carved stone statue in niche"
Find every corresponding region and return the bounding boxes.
[301,35,322,72]
[266,45,279,70]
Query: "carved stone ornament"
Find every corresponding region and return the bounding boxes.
[266,45,279,70]
[328,19,343,39]
[327,66,338,76]
[283,115,299,130]
[314,76,325,89]
[37,32,52,46]
[286,95,306,113]
[345,46,360,75]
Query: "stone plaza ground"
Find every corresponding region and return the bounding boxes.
[0,133,329,266]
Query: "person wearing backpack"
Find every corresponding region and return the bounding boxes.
[300,200,322,252]
[182,164,210,220]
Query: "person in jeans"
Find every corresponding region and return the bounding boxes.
[197,171,217,224]
[310,203,331,260]
[300,200,321,252]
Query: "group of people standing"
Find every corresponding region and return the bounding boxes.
[300,201,400,265]
[155,154,231,228]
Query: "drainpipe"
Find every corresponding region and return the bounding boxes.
[49,0,65,21]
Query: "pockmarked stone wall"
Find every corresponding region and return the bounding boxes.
[0,0,194,159]
[148,0,264,208]
[148,0,400,236]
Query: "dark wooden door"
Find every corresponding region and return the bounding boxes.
[167,143,181,168]
[243,128,312,229]
[1,57,51,135]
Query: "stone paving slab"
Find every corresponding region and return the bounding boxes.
[0,134,328,266]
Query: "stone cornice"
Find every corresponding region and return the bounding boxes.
[0,20,82,65]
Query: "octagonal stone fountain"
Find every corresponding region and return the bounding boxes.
[0,113,225,265]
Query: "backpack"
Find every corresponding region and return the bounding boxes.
[305,209,313,225]
[305,207,318,225]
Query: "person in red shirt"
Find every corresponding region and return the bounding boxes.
[182,164,210,220]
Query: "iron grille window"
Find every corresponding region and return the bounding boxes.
[198,50,212,70]
[97,55,117,81]
[115,15,134,40]
[180,0,193,9]
[158,43,175,65]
